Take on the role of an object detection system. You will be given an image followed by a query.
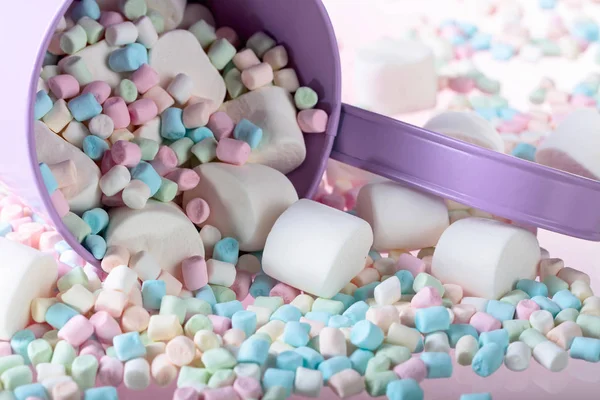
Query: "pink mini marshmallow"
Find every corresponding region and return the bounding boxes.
[233,376,263,400]
[18,222,45,248]
[231,271,252,301]
[183,101,212,129]
[470,311,501,333]
[185,198,210,225]
[398,307,416,328]
[208,315,232,335]
[516,299,541,320]
[128,98,158,126]
[100,151,117,174]
[241,62,274,90]
[98,355,124,387]
[28,323,51,339]
[396,253,426,276]
[82,81,111,104]
[448,77,475,93]
[80,341,106,361]
[102,192,125,208]
[165,168,201,192]
[351,268,380,287]
[39,231,63,252]
[130,64,160,94]
[215,27,240,48]
[270,283,301,304]
[393,357,427,382]
[52,379,81,400]
[297,109,328,133]
[181,256,208,291]
[48,75,80,99]
[273,68,300,92]
[90,311,123,343]
[103,97,131,129]
[216,138,251,165]
[10,217,32,231]
[173,387,200,400]
[204,387,239,400]
[452,304,477,324]
[232,48,261,71]
[50,190,70,218]
[547,321,582,350]
[150,146,178,176]
[1,204,23,220]
[207,112,234,140]
[443,283,464,304]
[48,33,65,56]
[58,315,94,347]
[143,86,175,114]
[99,11,125,27]
[0,342,12,357]
[5,231,32,247]
[263,45,288,70]
[111,140,142,168]
[411,286,443,308]
[557,267,590,285]
[102,245,130,273]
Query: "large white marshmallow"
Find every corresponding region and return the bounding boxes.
[355,182,449,251]
[35,121,102,213]
[105,200,204,278]
[536,108,600,180]
[354,38,437,115]
[219,86,306,174]
[0,238,58,340]
[72,41,124,89]
[262,199,373,298]
[147,0,187,31]
[182,163,298,252]
[149,30,226,109]
[432,217,540,299]
[423,111,504,152]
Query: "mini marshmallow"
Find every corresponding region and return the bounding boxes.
[123,357,150,390]
[206,259,236,287]
[533,340,568,372]
[99,165,130,197]
[135,16,158,49]
[122,180,152,209]
[105,21,138,46]
[263,45,288,71]
[539,258,564,280]
[73,41,123,88]
[386,323,421,352]
[241,63,274,90]
[294,367,323,398]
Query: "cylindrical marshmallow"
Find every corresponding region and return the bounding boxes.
[319,327,347,358]
[122,180,151,209]
[167,73,194,105]
[99,165,131,197]
[88,114,115,139]
[455,335,478,366]
[241,63,274,90]
[532,340,568,372]
[135,16,159,49]
[432,218,540,299]
[206,259,236,287]
[424,331,450,353]
[386,323,421,352]
[105,22,139,46]
[529,310,554,335]
[124,357,150,390]
[504,341,531,371]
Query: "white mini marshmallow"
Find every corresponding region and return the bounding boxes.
[319,327,347,358]
[130,251,161,281]
[36,363,66,382]
[103,264,138,294]
[374,276,402,306]
[354,38,437,115]
[328,369,365,399]
[432,218,540,299]
[386,323,421,352]
[62,121,90,149]
[42,99,73,133]
[536,108,600,180]
[533,340,568,372]
[73,41,124,88]
[100,165,131,197]
[0,238,57,340]
[199,225,221,257]
[246,306,272,329]
[219,86,306,174]
[455,335,479,366]
[529,310,554,335]
[262,199,373,298]
[424,331,450,353]
[133,117,162,144]
[206,259,236,287]
[182,163,298,252]
[61,284,94,314]
[167,73,194,105]
[35,121,102,213]
[504,341,531,372]
[423,111,504,152]
[135,17,158,49]
[356,182,449,251]
[234,363,261,381]
[236,253,261,275]
[88,114,115,139]
[290,294,315,315]
[105,21,139,46]
[294,367,323,398]
[124,357,151,390]
[122,180,151,210]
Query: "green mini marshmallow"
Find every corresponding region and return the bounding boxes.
[543,275,569,297]
[365,355,391,376]
[62,212,92,243]
[365,371,398,397]
[412,273,445,296]
[294,87,318,110]
[185,298,212,318]
[254,297,284,313]
[71,354,98,390]
[133,137,160,160]
[222,60,236,76]
[207,369,236,388]
[262,386,288,400]
[0,365,32,390]
[502,320,531,342]
[189,20,217,49]
[147,9,165,34]
[117,79,138,104]
[153,178,178,202]
[57,266,89,293]
[208,39,237,71]
[201,348,237,373]
[177,366,211,387]
[0,356,24,375]
[60,25,88,55]
[500,290,530,306]
[311,298,344,315]
[210,285,236,303]
[246,32,276,58]
[121,0,147,20]
[140,332,152,346]
[105,346,117,358]
[576,314,600,338]
[529,88,546,105]
[555,308,579,325]
[51,340,77,373]
[27,339,53,366]
[519,328,547,349]
[168,138,194,166]
[376,345,410,365]
[160,295,187,324]
[78,17,105,44]
[224,68,247,99]
[62,56,93,86]
[184,315,213,338]
[191,138,218,164]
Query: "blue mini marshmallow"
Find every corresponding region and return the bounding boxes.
[304,311,331,325]
[232,310,257,337]
[113,332,147,361]
[195,285,217,308]
[446,324,479,348]
[84,234,107,260]
[82,208,109,235]
[469,33,492,50]
[82,135,109,161]
[270,305,302,323]
[343,301,369,324]
[45,303,80,329]
[72,0,101,21]
[531,296,561,317]
[552,290,582,310]
[420,352,452,378]
[141,280,166,310]
[108,43,148,72]
[13,383,48,400]
[10,330,35,364]
[237,337,270,365]
[472,343,503,377]
[276,351,303,371]
[68,93,102,122]
[486,300,515,322]
[516,279,549,298]
[233,119,263,149]
[38,163,58,194]
[186,127,215,143]
[54,240,72,253]
[386,378,424,400]
[490,43,515,61]
[350,349,374,375]
[295,346,324,370]
[130,162,162,196]
[354,281,380,301]
[511,143,537,162]
[84,386,119,400]
[460,393,492,400]
[350,320,384,351]
[283,321,310,347]
[35,91,53,120]
[160,107,186,140]
[478,329,509,353]
[328,315,352,328]
[318,356,352,382]
[498,107,519,121]
[415,306,451,334]
[0,222,12,237]
[395,270,415,294]
[249,274,276,298]
[213,237,240,264]
[214,300,243,319]
[262,368,295,397]
[570,337,600,362]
